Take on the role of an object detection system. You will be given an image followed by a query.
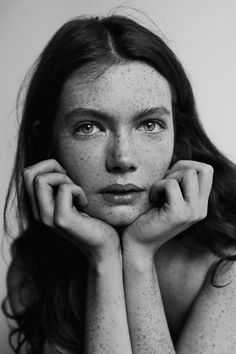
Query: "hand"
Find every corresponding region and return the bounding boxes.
[23,159,120,264]
[122,160,214,257]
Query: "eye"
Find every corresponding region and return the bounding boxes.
[137,120,164,133]
[74,122,102,136]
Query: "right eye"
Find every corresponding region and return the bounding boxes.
[74,122,102,136]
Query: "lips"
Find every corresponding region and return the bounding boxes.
[99,184,144,205]
[99,183,144,193]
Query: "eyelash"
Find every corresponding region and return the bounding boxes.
[74,119,165,136]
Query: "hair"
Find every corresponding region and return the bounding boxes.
[2,14,236,354]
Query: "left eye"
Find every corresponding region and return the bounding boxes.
[74,123,101,135]
[138,120,163,132]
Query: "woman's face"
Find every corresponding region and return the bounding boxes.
[53,62,174,227]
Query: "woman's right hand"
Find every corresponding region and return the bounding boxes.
[23,159,120,265]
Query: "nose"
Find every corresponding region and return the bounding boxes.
[105,132,137,173]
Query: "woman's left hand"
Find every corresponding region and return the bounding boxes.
[122,160,214,257]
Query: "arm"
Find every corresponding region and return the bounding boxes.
[123,248,175,354]
[84,250,132,354]
[122,160,214,354]
[22,159,132,354]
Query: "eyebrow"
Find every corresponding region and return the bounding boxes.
[64,106,171,123]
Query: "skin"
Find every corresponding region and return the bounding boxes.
[52,62,174,228]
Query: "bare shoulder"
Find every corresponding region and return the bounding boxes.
[7,254,33,316]
[175,255,236,352]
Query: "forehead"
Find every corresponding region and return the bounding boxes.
[59,62,172,113]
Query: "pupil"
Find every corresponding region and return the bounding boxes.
[83,124,93,133]
[146,122,154,130]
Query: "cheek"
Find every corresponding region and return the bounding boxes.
[56,139,102,188]
[144,140,174,181]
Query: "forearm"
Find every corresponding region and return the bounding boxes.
[123,249,175,354]
[84,250,132,354]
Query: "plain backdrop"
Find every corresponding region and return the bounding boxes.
[1,0,236,352]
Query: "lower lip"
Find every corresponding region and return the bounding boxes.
[101,192,142,205]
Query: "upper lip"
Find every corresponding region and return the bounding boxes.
[100,183,144,193]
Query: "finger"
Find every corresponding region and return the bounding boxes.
[197,165,214,202]
[54,184,89,240]
[165,169,199,204]
[34,173,74,226]
[167,160,203,174]
[166,160,213,201]
[23,171,40,220]
[23,159,67,220]
[149,178,184,208]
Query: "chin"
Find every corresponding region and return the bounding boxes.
[85,204,148,228]
[101,213,137,227]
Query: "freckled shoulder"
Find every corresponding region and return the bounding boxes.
[175,257,236,353]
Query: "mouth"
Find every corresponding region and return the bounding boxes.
[99,184,144,205]
[100,183,144,193]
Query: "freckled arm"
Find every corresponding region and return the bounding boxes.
[84,250,132,354]
[123,249,175,354]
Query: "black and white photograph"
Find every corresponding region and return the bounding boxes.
[1,1,236,353]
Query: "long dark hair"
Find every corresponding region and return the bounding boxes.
[2,14,236,353]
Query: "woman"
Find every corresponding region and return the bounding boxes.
[2,14,236,353]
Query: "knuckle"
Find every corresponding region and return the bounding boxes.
[54,214,67,229]
[34,175,45,186]
[166,178,178,188]
[174,160,183,167]
[58,183,70,193]
[48,158,64,171]
[185,168,197,177]
[208,165,214,174]
[23,167,32,179]
[48,158,57,165]
[188,168,196,175]
[202,163,214,174]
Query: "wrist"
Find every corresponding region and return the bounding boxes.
[123,234,155,257]
[90,247,122,275]
[122,244,155,273]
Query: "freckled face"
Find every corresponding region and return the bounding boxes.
[52,62,174,226]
